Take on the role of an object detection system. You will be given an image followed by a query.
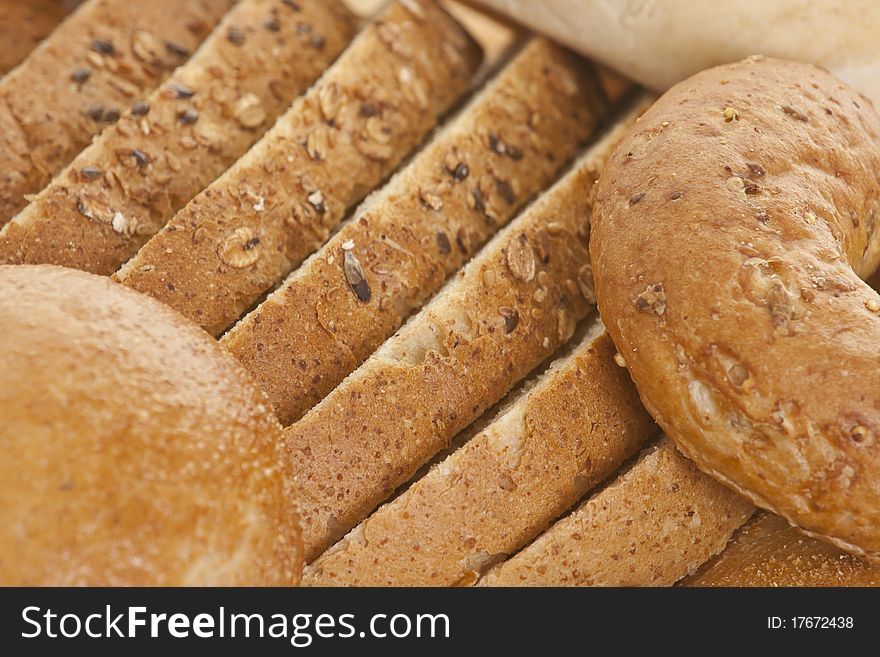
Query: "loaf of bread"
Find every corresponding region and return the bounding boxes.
[479,439,755,586]
[683,512,880,587]
[0,264,301,586]
[0,0,81,75]
[116,0,483,335]
[0,0,235,226]
[0,0,357,275]
[303,323,656,586]
[223,37,609,425]
[283,99,656,562]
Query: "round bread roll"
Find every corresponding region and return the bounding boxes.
[0,265,301,585]
[591,58,880,557]
[468,0,880,111]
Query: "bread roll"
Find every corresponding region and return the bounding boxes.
[0,0,235,226]
[684,512,880,587]
[0,264,300,586]
[0,0,357,274]
[0,0,81,75]
[591,57,880,557]
[479,439,754,586]
[116,0,483,336]
[223,37,609,425]
[469,0,880,110]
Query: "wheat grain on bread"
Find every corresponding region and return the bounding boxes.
[0,264,301,586]
[0,0,235,226]
[683,512,880,587]
[0,0,357,275]
[282,102,651,562]
[479,438,754,586]
[222,37,609,425]
[116,0,482,336]
[303,322,656,586]
[0,0,81,75]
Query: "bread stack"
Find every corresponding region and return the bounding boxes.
[1,0,878,586]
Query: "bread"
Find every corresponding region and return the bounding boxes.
[0,264,301,586]
[116,0,483,336]
[223,37,609,425]
[283,100,653,562]
[590,57,880,557]
[0,0,235,226]
[0,0,357,275]
[479,438,755,586]
[303,323,656,586]
[468,0,880,111]
[0,0,81,75]
[683,512,880,587]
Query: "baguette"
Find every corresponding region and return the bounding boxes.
[479,439,755,586]
[116,0,483,335]
[683,512,880,587]
[0,0,235,225]
[223,37,609,424]
[285,103,650,562]
[0,0,357,275]
[0,0,81,75]
[303,323,656,586]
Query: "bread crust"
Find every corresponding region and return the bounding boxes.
[0,0,357,275]
[303,326,655,586]
[222,37,608,424]
[683,512,880,587]
[0,265,301,586]
[116,0,483,336]
[0,0,80,75]
[591,57,880,557]
[0,0,235,225]
[479,439,754,586]
[284,105,648,562]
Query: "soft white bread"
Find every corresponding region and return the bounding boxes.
[469,0,880,109]
[0,264,301,586]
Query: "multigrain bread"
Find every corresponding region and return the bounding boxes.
[303,324,656,586]
[0,0,235,226]
[223,37,609,424]
[590,57,880,557]
[683,512,880,587]
[283,103,653,562]
[0,0,357,275]
[479,439,755,586]
[116,0,483,335]
[0,265,301,586]
[0,0,81,75]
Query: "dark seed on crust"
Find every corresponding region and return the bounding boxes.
[179,108,199,125]
[80,166,103,180]
[629,191,645,205]
[781,105,808,122]
[165,41,190,57]
[71,68,91,83]
[227,27,246,45]
[343,250,371,302]
[131,100,150,116]
[436,231,451,254]
[91,39,115,55]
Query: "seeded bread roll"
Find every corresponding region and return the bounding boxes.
[0,0,235,226]
[303,323,656,586]
[683,512,880,587]
[0,265,301,586]
[282,101,640,561]
[223,38,608,425]
[0,0,81,75]
[116,0,482,335]
[479,439,755,586]
[0,0,357,275]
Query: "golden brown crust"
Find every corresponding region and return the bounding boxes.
[479,439,755,586]
[591,57,880,556]
[303,326,656,586]
[683,512,880,587]
[0,0,81,75]
[222,38,608,425]
[116,0,483,336]
[0,0,357,275]
[0,264,301,586]
[0,0,235,226]
[283,106,643,562]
